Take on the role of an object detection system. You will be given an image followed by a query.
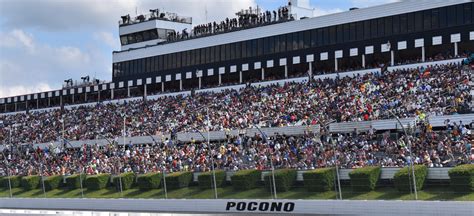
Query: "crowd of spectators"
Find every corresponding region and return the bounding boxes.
[168,6,292,41]
[1,119,472,177]
[0,63,472,146]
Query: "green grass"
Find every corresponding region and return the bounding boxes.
[1,185,472,201]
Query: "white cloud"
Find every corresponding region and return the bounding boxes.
[0,29,35,53]
[350,0,399,8]
[94,31,119,49]
[0,83,53,98]
[313,7,344,17]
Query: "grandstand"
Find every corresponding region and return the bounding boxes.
[1,0,474,215]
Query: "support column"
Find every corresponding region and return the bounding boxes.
[36,99,39,109]
[85,92,87,102]
[334,58,338,71]
[4,104,6,113]
[261,68,265,81]
[454,42,458,57]
[218,74,222,86]
[161,82,164,92]
[362,54,366,68]
[60,96,63,108]
[390,50,395,66]
[179,80,183,91]
[71,95,74,104]
[421,46,425,62]
[239,71,243,83]
[127,86,130,97]
[144,84,148,99]
[98,90,101,103]
[308,62,313,76]
[111,89,114,100]
[14,103,17,112]
[199,77,202,89]
[284,66,288,78]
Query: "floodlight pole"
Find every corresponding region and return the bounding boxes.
[389,111,418,200]
[1,151,12,198]
[147,132,168,199]
[254,125,277,199]
[63,138,84,198]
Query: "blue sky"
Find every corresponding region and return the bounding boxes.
[0,0,396,98]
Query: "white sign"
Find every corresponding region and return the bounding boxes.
[230,65,237,73]
[432,36,442,45]
[165,75,171,82]
[219,67,225,74]
[414,38,424,48]
[207,69,214,76]
[306,54,314,62]
[109,83,115,89]
[335,50,343,58]
[292,56,300,64]
[155,76,161,83]
[78,88,83,94]
[365,46,374,54]
[266,60,274,68]
[254,62,261,69]
[320,52,328,60]
[186,72,192,79]
[128,80,133,87]
[470,31,474,40]
[279,58,287,66]
[146,78,152,84]
[136,79,142,86]
[175,74,181,80]
[398,41,407,50]
[242,63,249,71]
[451,33,461,43]
[196,70,203,77]
[350,48,358,57]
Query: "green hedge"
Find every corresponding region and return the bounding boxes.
[303,168,335,192]
[85,174,110,190]
[137,173,162,190]
[65,174,86,189]
[264,169,297,192]
[349,166,381,192]
[113,172,135,191]
[394,165,428,192]
[165,171,193,190]
[198,170,226,189]
[44,175,63,191]
[231,170,261,190]
[1,176,21,188]
[448,164,474,192]
[21,175,41,190]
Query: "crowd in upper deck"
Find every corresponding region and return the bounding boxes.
[0,63,471,146]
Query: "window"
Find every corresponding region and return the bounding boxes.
[163,55,168,70]
[200,48,206,64]
[154,56,159,72]
[377,18,384,37]
[393,15,400,34]
[268,37,274,54]
[423,10,431,30]
[456,4,464,25]
[431,9,439,29]
[464,3,471,24]
[158,55,163,71]
[143,30,150,41]
[292,33,298,50]
[407,12,414,33]
[323,27,329,45]
[336,25,343,43]
[235,42,241,58]
[370,19,378,38]
[257,38,263,56]
[286,33,293,51]
[176,52,181,68]
[356,21,363,41]
[230,43,236,60]
[263,37,269,54]
[317,28,324,46]
[298,31,304,49]
[120,36,128,45]
[247,40,253,57]
[363,20,370,39]
[329,26,336,44]
[349,23,356,41]
[128,34,136,44]
[241,41,247,58]
[343,24,350,42]
[274,36,280,53]
[136,32,143,43]
[225,44,231,60]
[447,5,456,26]
[150,29,158,40]
[209,46,215,63]
[439,7,447,27]
[280,34,286,52]
[385,16,392,35]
